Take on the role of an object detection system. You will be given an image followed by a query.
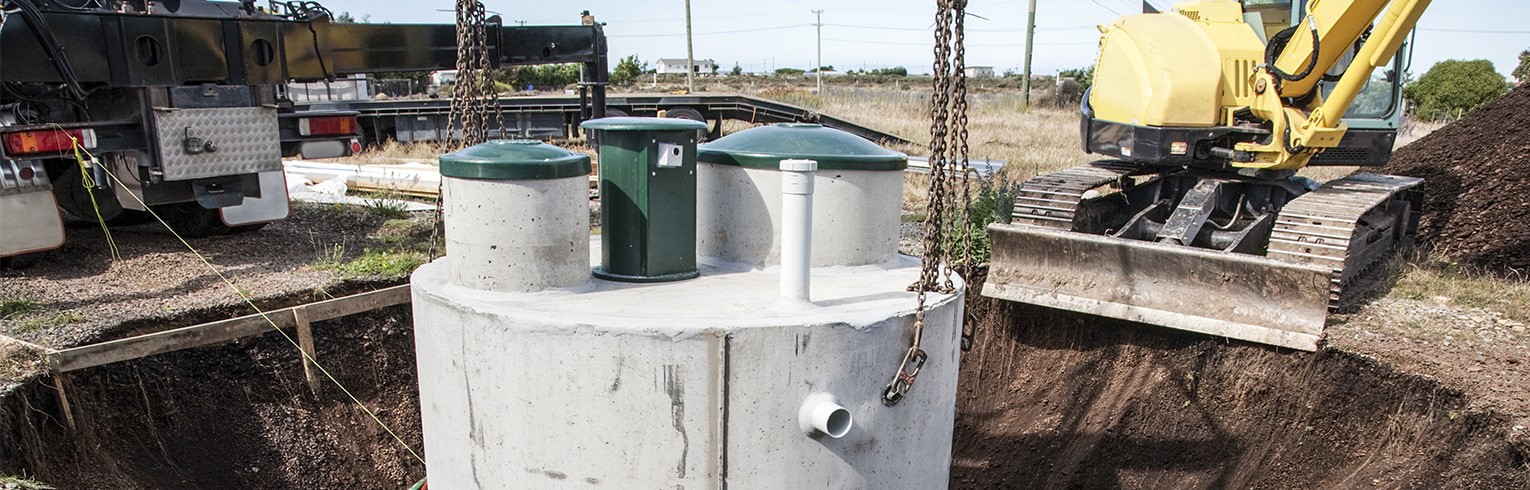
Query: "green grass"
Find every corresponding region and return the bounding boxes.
[317,249,427,279]
[0,298,41,319]
[362,193,413,220]
[15,312,86,334]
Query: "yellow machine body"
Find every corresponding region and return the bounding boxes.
[1090,1,1265,128]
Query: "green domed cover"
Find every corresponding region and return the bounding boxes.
[697,123,908,170]
[439,140,591,180]
[580,116,707,131]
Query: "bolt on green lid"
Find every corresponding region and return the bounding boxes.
[580,116,707,131]
[439,140,591,180]
[697,123,908,171]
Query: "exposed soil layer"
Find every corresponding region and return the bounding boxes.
[0,306,424,489]
[1377,84,1530,273]
[951,268,1530,489]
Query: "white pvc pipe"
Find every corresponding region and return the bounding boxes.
[779,158,818,302]
[798,393,852,439]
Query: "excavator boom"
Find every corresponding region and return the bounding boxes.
[983,0,1431,350]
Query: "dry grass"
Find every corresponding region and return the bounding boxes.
[1385,253,1530,322]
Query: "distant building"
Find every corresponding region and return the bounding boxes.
[655,58,718,75]
[964,66,995,78]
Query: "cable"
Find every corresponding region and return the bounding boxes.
[1416,27,1530,34]
[8,0,88,101]
[823,23,1097,33]
[823,37,1094,47]
[608,23,810,38]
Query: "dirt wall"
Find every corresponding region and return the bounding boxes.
[951,269,1530,488]
[0,306,423,489]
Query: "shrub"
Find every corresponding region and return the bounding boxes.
[1403,59,1509,121]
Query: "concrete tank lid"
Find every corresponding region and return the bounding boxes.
[580,116,707,131]
[697,123,908,171]
[438,140,591,180]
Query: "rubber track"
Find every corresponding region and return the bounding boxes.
[1266,173,1423,310]
[1010,161,1152,229]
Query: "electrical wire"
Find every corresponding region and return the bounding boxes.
[822,37,1094,47]
[605,23,813,38]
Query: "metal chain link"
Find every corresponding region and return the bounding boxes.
[432,0,504,260]
[883,0,971,406]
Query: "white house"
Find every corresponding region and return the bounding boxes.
[964,66,995,78]
[655,58,718,75]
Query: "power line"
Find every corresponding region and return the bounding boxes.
[1086,0,1122,16]
[1416,27,1530,34]
[608,24,811,38]
[823,23,1097,33]
[822,37,1094,48]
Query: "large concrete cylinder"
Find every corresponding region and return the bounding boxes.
[411,244,963,488]
[439,140,592,292]
[696,123,907,268]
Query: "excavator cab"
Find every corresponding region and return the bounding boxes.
[984,0,1428,351]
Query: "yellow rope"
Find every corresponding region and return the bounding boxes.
[90,157,426,465]
[59,129,119,259]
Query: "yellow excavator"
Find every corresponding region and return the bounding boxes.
[984,0,1432,350]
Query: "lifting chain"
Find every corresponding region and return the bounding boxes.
[882,0,972,407]
[432,1,505,260]
[447,0,505,148]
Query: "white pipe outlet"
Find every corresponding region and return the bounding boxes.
[798,393,852,439]
[779,158,818,302]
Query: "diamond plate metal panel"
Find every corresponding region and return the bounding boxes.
[153,107,281,181]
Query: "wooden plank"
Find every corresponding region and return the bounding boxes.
[49,285,411,373]
[294,306,320,397]
[52,374,75,431]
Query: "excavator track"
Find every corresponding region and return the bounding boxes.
[1011,161,1157,229]
[1266,173,1423,311]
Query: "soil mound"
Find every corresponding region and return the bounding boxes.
[951,269,1530,488]
[1378,84,1530,273]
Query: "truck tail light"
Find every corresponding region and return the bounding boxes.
[299,115,358,137]
[2,128,97,156]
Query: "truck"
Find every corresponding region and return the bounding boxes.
[0,0,609,256]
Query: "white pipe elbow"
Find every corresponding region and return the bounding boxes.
[798,393,852,439]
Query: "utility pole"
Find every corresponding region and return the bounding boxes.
[1022,0,1037,107]
[813,9,824,93]
[685,0,696,93]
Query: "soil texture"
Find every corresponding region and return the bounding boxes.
[951,268,1530,488]
[0,306,423,489]
[1377,84,1530,273]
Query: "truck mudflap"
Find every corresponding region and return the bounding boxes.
[983,223,1333,351]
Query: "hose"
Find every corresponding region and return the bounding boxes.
[7,0,89,101]
[1264,14,1321,85]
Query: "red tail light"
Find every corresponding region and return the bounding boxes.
[299,115,358,136]
[2,128,97,156]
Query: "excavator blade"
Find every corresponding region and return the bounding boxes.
[983,224,1333,351]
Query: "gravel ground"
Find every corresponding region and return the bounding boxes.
[0,203,423,351]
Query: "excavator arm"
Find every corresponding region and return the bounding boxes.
[1241,0,1433,170]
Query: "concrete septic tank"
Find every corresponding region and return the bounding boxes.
[414,129,961,488]
[696,123,908,268]
[439,140,592,292]
[411,246,963,488]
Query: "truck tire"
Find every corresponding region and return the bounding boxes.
[663,107,709,141]
[153,202,230,238]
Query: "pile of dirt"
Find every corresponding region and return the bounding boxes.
[1378,84,1530,273]
[950,269,1529,488]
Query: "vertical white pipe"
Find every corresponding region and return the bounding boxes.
[780,159,818,302]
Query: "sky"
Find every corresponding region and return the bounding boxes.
[316,0,1529,79]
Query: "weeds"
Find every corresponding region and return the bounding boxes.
[318,249,427,279]
[362,192,412,220]
[0,298,41,319]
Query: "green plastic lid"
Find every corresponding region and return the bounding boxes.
[580,116,707,131]
[697,123,908,171]
[439,140,591,180]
